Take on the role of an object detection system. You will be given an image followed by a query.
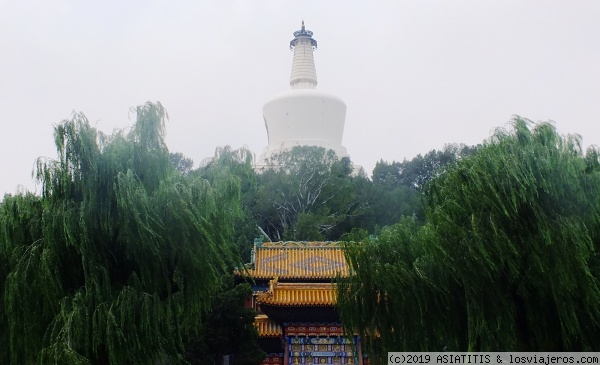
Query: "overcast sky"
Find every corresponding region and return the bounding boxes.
[1,0,599,196]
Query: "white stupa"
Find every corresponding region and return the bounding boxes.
[259,21,348,164]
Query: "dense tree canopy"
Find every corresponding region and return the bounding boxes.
[192,146,258,263]
[184,282,264,365]
[5,99,575,365]
[0,102,247,364]
[170,152,195,175]
[190,144,471,260]
[338,118,600,361]
[253,146,373,241]
[370,143,477,225]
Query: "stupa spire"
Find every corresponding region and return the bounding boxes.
[289,21,318,89]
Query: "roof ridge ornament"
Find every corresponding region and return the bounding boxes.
[260,241,341,248]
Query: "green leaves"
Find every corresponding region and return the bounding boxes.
[0,102,243,364]
[338,117,600,359]
[255,146,371,241]
[184,282,264,365]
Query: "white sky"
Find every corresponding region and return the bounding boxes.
[1,0,599,197]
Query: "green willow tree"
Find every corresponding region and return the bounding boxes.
[0,102,244,364]
[193,146,259,262]
[338,118,600,361]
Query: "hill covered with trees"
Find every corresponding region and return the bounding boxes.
[191,142,475,261]
[2,103,598,364]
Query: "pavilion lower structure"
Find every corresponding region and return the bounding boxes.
[237,241,368,365]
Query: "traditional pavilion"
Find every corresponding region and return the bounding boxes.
[237,240,367,365]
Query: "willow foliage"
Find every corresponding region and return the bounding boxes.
[0,102,243,364]
[338,117,600,360]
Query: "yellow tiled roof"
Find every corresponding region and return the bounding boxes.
[256,282,337,307]
[254,314,282,337]
[243,241,349,280]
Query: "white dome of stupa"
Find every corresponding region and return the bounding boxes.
[259,21,348,165]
